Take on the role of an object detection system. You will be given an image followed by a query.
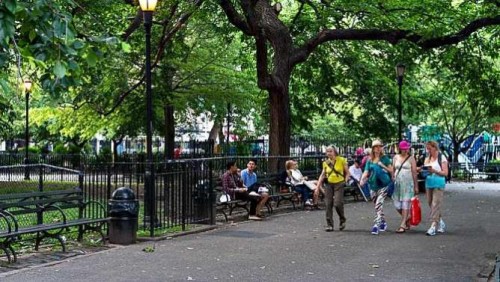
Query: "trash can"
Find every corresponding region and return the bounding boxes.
[108,187,139,245]
[193,179,211,224]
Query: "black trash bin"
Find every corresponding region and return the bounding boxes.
[108,187,139,245]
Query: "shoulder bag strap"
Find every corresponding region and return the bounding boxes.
[395,156,410,178]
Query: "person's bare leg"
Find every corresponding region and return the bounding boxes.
[256,193,269,216]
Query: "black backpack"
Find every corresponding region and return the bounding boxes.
[437,153,451,182]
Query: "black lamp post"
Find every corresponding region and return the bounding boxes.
[226,102,231,155]
[139,0,157,234]
[395,64,406,143]
[23,79,32,180]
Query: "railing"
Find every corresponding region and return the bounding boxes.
[1,155,497,238]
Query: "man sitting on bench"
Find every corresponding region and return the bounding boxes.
[240,159,270,216]
[222,161,264,221]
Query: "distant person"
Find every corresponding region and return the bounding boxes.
[285,160,318,207]
[241,160,258,189]
[360,139,394,235]
[241,160,270,215]
[173,145,182,159]
[348,159,363,185]
[360,148,371,171]
[392,141,419,233]
[316,146,350,232]
[222,161,263,221]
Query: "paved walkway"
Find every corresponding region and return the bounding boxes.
[1,182,499,281]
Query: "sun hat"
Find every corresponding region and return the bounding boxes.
[399,140,411,150]
[371,139,383,147]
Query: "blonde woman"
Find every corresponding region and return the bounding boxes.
[422,141,448,236]
[286,160,321,206]
[360,140,394,235]
[285,160,313,206]
[316,146,350,232]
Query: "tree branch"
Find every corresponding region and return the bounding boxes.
[218,0,254,35]
[292,15,500,65]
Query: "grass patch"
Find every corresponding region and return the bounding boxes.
[137,224,191,237]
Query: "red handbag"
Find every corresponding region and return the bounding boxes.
[410,197,422,226]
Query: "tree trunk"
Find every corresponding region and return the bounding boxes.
[268,86,290,157]
[164,104,175,159]
[208,122,220,142]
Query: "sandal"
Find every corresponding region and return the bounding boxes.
[396,226,406,233]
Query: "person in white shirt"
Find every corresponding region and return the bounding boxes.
[285,160,320,207]
[348,159,363,185]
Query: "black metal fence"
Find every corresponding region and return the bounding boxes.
[0,154,498,238]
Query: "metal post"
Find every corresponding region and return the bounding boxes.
[397,79,403,143]
[143,10,156,236]
[226,103,230,155]
[395,64,405,143]
[25,90,30,180]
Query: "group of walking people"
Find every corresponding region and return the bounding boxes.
[221,139,448,236]
[324,139,448,236]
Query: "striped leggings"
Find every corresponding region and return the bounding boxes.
[371,186,388,226]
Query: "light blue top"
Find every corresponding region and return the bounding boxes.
[241,169,257,188]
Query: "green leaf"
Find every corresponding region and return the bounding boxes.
[5,0,17,13]
[85,51,98,66]
[29,30,37,41]
[121,42,131,53]
[73,40,84,49]
[54,61,66,78]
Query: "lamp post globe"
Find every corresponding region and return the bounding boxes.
[395,64,405,143]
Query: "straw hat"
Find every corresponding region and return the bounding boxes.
[371,139,383,147]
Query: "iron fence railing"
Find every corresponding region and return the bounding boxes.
[0,154,498,238]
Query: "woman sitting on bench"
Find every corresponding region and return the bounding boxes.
[285,160,321,208]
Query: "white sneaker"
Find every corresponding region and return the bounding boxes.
[305,199,313,206]
[437,219,446,233]
[426,226,436,236]
[248,215,262,221]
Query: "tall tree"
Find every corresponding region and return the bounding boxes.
[217,0,500,160]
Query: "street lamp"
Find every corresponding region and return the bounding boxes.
[139,0,158,234]
[395,64,406,143]
[23,79,32,180]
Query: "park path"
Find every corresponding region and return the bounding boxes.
[1,182,499,281]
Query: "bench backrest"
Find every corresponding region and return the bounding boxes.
[0,190,84,227]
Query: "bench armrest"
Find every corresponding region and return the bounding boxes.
[0,210,16,233]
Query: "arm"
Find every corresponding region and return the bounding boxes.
[359,160,371,186]
[343,160,350,184]
[222,173,236,194]
[240,170,248,188]
[316,169,326,188]
[410,157,419,194]
[378,157,394,175]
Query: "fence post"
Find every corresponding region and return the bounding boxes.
[37,164,44,225]
[209,159,216,225]
[182,162,188,231]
